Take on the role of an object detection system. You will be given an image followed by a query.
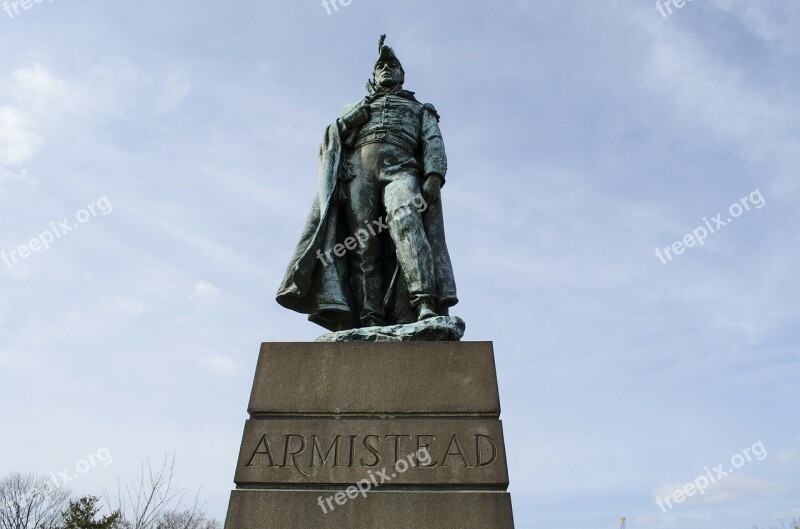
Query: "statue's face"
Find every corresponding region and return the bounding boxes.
[374,59,404,88]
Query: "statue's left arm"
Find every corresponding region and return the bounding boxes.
[421,103,447,183]
[420,103,447,203]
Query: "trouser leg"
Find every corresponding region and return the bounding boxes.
[383,177,436,309]
[345,166,386,326]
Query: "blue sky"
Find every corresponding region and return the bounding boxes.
[0,1,798,528]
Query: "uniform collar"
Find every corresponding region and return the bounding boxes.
[365,80,418,102]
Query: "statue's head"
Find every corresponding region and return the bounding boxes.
[373,35,405,89]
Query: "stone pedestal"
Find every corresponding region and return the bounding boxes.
[223,341,515,529]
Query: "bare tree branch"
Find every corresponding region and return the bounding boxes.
[0,473,70,529]
[102,454,218,529]
[753,517,800,529]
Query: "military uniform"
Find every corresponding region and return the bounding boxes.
[276,36,458,331]
[337,87,447,326]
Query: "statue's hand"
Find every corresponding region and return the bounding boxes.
[422,173,443,205]
[341,102,371,130]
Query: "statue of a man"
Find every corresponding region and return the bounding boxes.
[277,36,458,331]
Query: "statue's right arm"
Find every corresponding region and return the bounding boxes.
[337,101,370,137]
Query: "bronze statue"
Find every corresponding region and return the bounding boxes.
[277,35,458,332]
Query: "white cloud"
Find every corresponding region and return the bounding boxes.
[631,512,662,527]
[190,280,220,305]
[102,298,146,320]
[4,65,68,115]
[774,449,795,466]
[0,64,69,183]
[199,354,236,374]
[75,61,193,119]
[0,349,40,370]
[708,0,800,52]
[643,33,783,144]
[156,72,192,112]
[0,166,36,184]
[638,8,800,191]
[0,105,42,165]
[768,507,800,520]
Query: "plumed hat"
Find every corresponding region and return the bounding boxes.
[375,34,403,70]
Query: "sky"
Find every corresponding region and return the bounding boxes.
[0,1,798,528]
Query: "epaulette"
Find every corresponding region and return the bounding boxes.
[423,103,441,121]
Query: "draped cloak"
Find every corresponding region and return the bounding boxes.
[276,106,458,331]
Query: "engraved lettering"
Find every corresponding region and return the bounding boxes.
[242,427,501,476]
[475,434,498,467]
[310,435,341,467]
[281,434,309,476]
[360,434,381,467]
[348,434,357,468]
[441,434,471,467]
[245,434,275,467]
[384,434,412,465]
[415,434,438,467]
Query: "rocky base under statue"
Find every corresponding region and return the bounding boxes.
[315,315,465,342]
